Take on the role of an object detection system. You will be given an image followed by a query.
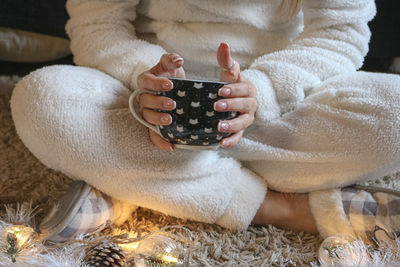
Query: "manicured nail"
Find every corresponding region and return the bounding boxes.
[163,99,176,109]
[168,145,175,151]
[220,42,229,49]
[160,115,171,124]
[221,139,230,147]
[162,81,172,90]
[218,87,231,97]
[218,121,230,131]
[214,101,227,111]
[172,57,184,63]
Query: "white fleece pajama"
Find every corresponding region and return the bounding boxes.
[10,0,400,241]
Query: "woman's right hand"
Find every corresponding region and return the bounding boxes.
[136,53,185,151]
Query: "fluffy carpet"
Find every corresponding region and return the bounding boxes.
[0,74,399,266]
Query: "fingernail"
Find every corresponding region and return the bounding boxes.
[162,81,172,90]
[168,145,175,151]
[220,42,229,48]
[214,101,227,111]
[163,99,176,109]
[218,121,230,131]
[218,87,231,96]
[221,139,230,147]
[160,115,171,124]
[172,57,184,63]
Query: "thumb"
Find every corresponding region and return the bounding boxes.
[217,43,240,82]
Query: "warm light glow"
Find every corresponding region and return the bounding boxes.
[6,226,33,247]
[161,254,178,263]
[120,241,140,251]
[118,232,139,251]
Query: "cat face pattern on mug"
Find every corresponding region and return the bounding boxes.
[157,78,238,146]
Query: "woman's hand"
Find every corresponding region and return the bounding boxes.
[216,43,258,148]
[136,53,185,151]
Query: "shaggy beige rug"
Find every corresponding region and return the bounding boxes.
[0,75,399,266]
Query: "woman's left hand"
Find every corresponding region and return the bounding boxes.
[216,43,258,148]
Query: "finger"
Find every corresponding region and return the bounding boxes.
[218,82,257,98]
[142,109,172,125]
[140,94,176,111]
[137,72,174,91]
[220,130,244,148]
[149,129,174,151]
[214,97,258,113]
[151,53,185,78]
[217,113,254,133]
[217,43,234,70]
[217,43,240,82]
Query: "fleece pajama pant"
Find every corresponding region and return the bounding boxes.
[10,65,400,243]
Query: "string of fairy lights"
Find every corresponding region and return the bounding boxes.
[1,213,398,266]
[2,223,192,266]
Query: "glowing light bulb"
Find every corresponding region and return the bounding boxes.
[6,226,35,247]
[133,232,187,266]
[318,234,370,266]
[4,225,37,262]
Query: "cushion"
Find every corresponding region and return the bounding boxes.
[0,27,70,63]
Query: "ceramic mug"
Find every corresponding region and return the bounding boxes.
[129,78,238,150]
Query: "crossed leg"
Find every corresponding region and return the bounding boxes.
[10,65,266,231]
[222,71,400,239]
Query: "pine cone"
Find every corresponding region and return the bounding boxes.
[84,240,126,267]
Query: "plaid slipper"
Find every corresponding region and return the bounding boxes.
[39,180,137,243]
[342,185,400,245]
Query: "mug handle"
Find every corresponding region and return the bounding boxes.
[129,89,162,135]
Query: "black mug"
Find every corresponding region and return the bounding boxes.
[129,78,238,150]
